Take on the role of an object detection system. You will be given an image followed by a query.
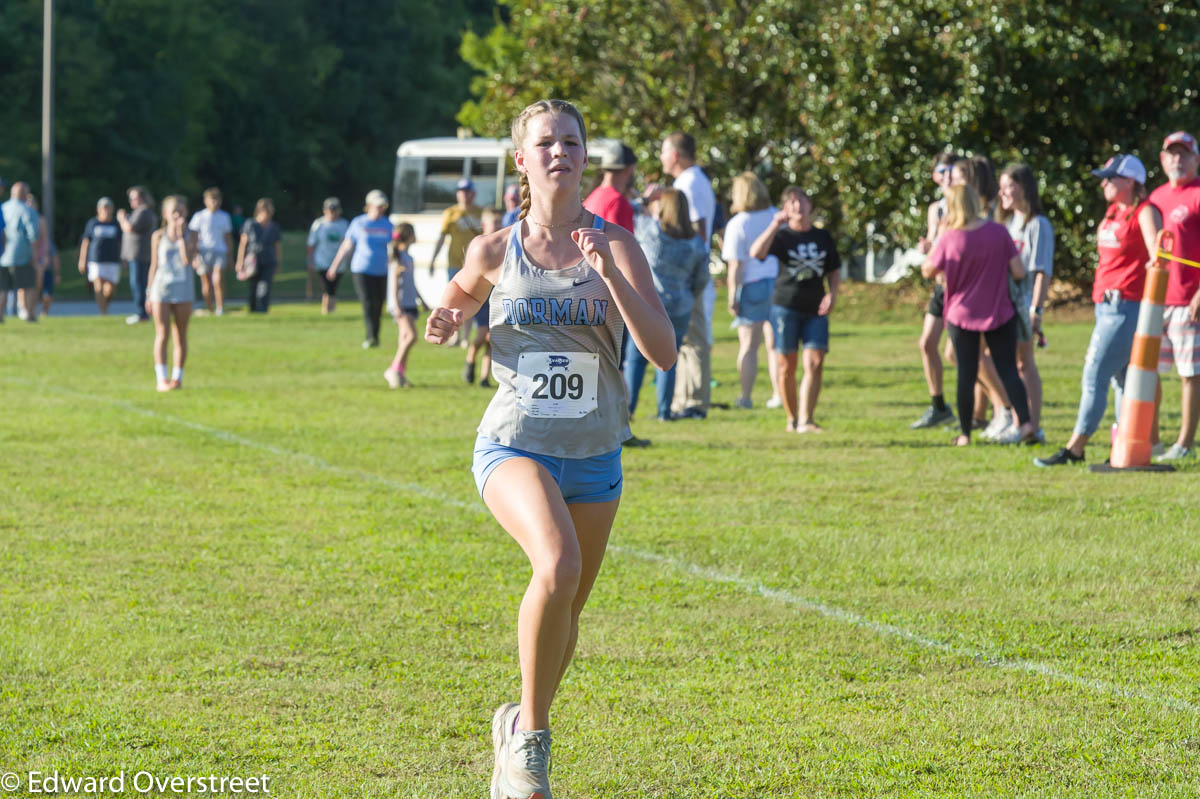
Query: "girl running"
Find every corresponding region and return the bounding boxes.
[146,195,197,391]
[424,99,675,799]
[383,223,420,388]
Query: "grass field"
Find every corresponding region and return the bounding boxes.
[2,291,1198,798]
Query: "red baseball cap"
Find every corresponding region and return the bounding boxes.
[1162,131,1198,154]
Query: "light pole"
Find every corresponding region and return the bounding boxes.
[41,0,54,248]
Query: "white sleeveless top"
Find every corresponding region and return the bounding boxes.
[477,217,630,457]
[148,232,195,304]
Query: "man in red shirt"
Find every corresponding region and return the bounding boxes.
[583,142,636,232]
[1150,131,1200,461]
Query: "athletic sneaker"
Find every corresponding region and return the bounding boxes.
[734,397,753,410]
[126,314,144,325]
[156,380,173,393]
[480,377,493,389]
[383,369,401,389]
[909,405,955,429]
[1033,448,1084,467]
[765,395,782,409]
[1155,443,1196,462]
[993,424,1028,445]
[623,434,652,448]
[362,338,379,349]
[491,703,552,799]
[981,409,1013,441]
[463,361,476,384]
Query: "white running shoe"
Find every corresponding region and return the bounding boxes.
[383,369,400,389]
[993,424,1024,445]
[491,703,552,799]
[765,395,782,409]
[981,409,1012,441]
[1155,443,1196,462]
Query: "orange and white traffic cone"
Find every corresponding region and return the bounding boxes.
[1092,230,1175,472]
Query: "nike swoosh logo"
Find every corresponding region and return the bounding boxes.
[608,477,622,491]
[572,278,593,286]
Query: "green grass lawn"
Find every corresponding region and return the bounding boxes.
[1,292,1198,797]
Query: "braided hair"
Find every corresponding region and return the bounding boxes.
[510,99,588,221]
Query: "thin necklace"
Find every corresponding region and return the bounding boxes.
[528,208,586,228]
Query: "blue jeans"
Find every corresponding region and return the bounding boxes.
[127,258,151,319]
[624,311,690,419]
[1073,297,1139,436]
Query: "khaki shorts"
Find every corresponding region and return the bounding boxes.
[87,261,121,284]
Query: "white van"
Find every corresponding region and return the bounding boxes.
[390,135,618,304]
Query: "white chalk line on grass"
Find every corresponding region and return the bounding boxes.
[19,380,1197,717]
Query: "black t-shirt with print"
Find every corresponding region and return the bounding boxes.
[768,226,840,314]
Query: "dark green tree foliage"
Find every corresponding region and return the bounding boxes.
[0,0,494,241]
[460,0,1200,286]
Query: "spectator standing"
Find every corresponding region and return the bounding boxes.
[118,186,156,325]
[146,196,197,391]
[78,197,124,315]
[306,197,349,314]
[0,182,40,323]
[997,163,1053,441]
[329,190,392,347]
[463,208,500,387]
[660,131,716,418]
[429,178,483,346]
[188,187,233,315]
[384,222,420,388]
[235,198,282,314]
[722,172,781,410]
[911,151,959,428]
[1149,131,1200,462]
[626,188,708,420]
[1036,154,1161,466]
[583,142,637,232]
[750,186,840,433]
[922,184,1035,445]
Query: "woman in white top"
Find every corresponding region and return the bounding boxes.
[146,195,197,391]
[425,99,675,799]
[723,172,782,409]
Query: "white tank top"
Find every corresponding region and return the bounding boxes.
[476,217,630,457]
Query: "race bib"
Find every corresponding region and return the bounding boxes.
[514,352,599,418]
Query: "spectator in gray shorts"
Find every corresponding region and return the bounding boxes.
[0,181,41,323]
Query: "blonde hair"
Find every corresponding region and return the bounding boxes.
[656,188,693,240]
[510,99,588,221]
[203,186,222,202]
[159,195,188,229]
[254,197,275,218]
[943,184,982,230]
[730,172,770,215]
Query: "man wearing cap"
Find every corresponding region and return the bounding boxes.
[429,178,482,345]
[430,178,483,280]
[307,196,349,314]
[1150,131,1200,461]
[118,186,156,324]
[583,143,636,232]
[1035,153,1161,467]
[0,181,41,323]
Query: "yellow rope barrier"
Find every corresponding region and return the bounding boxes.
[1157,250,1200,269]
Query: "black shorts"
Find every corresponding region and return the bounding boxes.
[927,283,945,319]
[320,269,343,296]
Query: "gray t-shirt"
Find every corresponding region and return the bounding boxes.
[121,206,157,262]
[307,217,350,271]
[1005,212,1054,306]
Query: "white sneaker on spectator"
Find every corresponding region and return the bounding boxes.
[982,409,1012,441]
[994,424,1025,445]
[765,395,782,409]
[125,314,142,325]
[1155,443,1195,462]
